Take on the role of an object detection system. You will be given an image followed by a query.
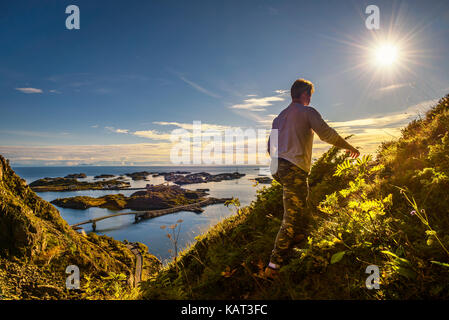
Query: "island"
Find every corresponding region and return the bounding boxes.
[29,171,246,192]
[64,173,86,179]
[50,184,228,212]
[161,172,245,185]
[94,174,115,179]
[152,171,191,177]
[124,171,154,181]
[253,177,273,184]
[29,177,131,192]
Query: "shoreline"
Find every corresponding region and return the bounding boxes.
[15,166,264,262]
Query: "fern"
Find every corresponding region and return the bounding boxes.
[333,159,353,177]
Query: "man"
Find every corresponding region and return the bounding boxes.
[265,78,360,279]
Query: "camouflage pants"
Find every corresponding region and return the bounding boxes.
[270,158,310,266]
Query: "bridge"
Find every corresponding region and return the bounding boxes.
[70,197,230,231]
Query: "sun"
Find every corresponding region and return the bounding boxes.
[373,43,400,67]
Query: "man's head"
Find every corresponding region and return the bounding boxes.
[291,78,314,105]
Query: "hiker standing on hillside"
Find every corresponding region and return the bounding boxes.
[265,78,360,279]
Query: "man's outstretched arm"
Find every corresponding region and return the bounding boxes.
[307,107,360,158]
[332,136,360,158]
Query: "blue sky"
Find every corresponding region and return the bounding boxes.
[1,0,449,165]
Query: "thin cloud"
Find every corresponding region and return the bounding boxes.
[328,99,438,129]
[118,121,259,143]
[154,121,231,131]
[378,82,412,92]
[115,129,129,134]
[133,130,172,140]
[105,123,235,141]
[105,126,129,134]
[178,75,221,98]
[229,95,285,112]
[93,88,112,94]
[15,87,43,94]
[274,89,289,95]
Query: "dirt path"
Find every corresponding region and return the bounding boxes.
[126,243,143,287]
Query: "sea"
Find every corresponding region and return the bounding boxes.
[12,165,271,264]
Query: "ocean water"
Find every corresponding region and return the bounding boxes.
[13,166,270,263]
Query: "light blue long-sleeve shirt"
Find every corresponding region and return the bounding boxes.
[269,102,341,173]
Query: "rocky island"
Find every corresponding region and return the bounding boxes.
[162,171,245,185]
[94,174,115,179]
[253,176,273,184]
[50,184,228,211]
[124,171,152,181]
[28,170,246,192]
[64,173,86,179]
[29,177,131,192]
[126,170,191,181]
[151,171,190,177]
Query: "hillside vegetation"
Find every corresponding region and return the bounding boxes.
[0,155,160,299]
[140,94,449,299]
[1,94,448,300]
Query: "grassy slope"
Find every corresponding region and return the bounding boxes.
[140,94,449,300]
[0,156,161,299]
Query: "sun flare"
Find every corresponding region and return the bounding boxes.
[373,43,399,67]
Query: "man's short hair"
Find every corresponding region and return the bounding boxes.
[291,79,315,99]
